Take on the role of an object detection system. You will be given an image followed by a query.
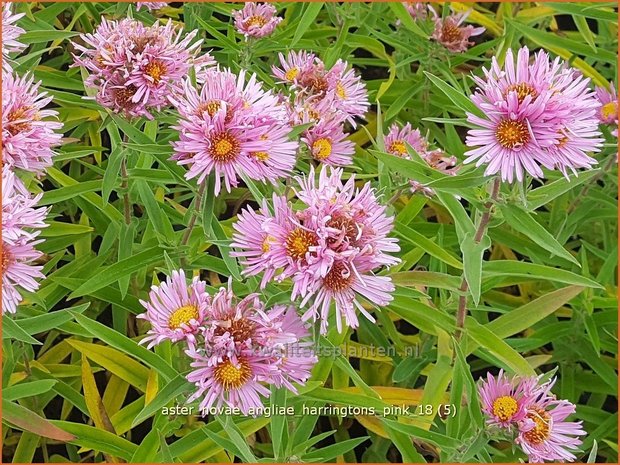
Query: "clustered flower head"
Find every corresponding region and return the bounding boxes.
[232,166,400,334]
[138,271,316,415]
[2,167,48,314]
[2,3,25,71]
[233,2,282,39]
[272,50,369,166]
[595,82,618,138]
[71,17,214,119]
[479,370,586,463]
[430,9,485,53]
[465,46,604,183]
[384,122,458,195]
[171,67,298,194]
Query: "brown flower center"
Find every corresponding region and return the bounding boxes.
[144,60,167,84]
[213,317,256,342]
[245,15,268,28]
[495,119,530,149]
[326,214,360,247]
[323,261,354,291]
[214,358,252,390]
[492,395,519,422]
[6,106,35,135]
[285,228,318,260]
[441,22,463,43]
[522,408,551,445]
[114,85,138,107]
[210,132,240,163]
[168,305,199,330]
[505,82,538,103]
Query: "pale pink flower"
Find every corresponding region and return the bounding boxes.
[2,240,44,314]
[2,166,48,246]
[233,2,282,39]
[302,115,355,166]
[2,71,63,174]
[431,10,485,53]
[465,46,603,183]
[137,269,210,348]
[2,3,25,70]
[171,68,297,194]
[72,18,213,119]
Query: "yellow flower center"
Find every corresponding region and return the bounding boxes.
[285,228,317,260]
[144,60,167,84]
[336,82,347,99]
[492,395,519,422]
[261,235,274,253]
[168,305,199,330]
[312,138,333,160]
[389,140,408,157]
[245,15,268,28]
[495,119,530,149]
[523,408,551,445]
[251,151,270,162]
[214,358,252,390]
[285,67,299,82]
[601,101,618,120]
[210,132,240,163]
[505,82,538,103]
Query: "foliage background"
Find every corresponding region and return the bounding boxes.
[2,1,618,463]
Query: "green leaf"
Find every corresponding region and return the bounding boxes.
[70,246,167,298]
[302,437,369,461]
[387,2,428,38]
[395,222,463,269]
[2,316,41,345]
[461,232,491,306]
[291,3,324,46]
[19,30,78,43]
[132,375,190,427]
[500,204,580,266]
[483,261,603,288]
[137,180,176,242]
[15,303,90,335]
[424,72,482,117]
[3,380,57,401]
[50,421,137,461]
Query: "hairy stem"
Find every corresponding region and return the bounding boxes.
[455,177,501,340]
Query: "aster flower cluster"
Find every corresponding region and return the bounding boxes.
[138,270,316,415]
[2,3,25,71]
[233,2,282,40]
[71,18,214,119]
[232,166,400,334]
[272,50,369,167]
[465,46,604,183]
[170,67,298,195]
[479,371,586,463]
[384,122,458,196]
[2,6,61,315]
[595,82,618,138]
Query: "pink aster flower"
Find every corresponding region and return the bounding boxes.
[302,116,355,166]
[186,284,316,415]
[72,18,213,119]
[2,166,48,246]
[595,82,618,125]
[430,10,485,53]
[137,269,210,348]
[516,380,586,463]
[385,122,428,157]
[2,240,44,314]
[272,50,318,86]
[465,46,603,183]
[171,68,297,194]
[2,3,25,71]
[136,2,167,11]
[478,370,538,429]
[233,166,400,333]
[233,2,282,39]
[2,71,63,174]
